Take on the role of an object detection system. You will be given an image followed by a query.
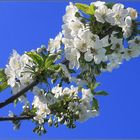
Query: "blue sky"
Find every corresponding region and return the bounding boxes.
[0,1,140,139]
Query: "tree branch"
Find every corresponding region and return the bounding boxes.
[0,115,34,121]
[0,80,39,109]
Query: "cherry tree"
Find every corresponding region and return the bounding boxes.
[0,1,140,135]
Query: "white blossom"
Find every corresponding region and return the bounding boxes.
[63,2,78,23]
[48,32,62,54]
[112,3,128,26]
[82,88,93,101]
[124,37,140,60]
[5,50,34,98]
[32,92,51,124]
[127,7,138,20]
[122,16,132,38]
[63,38,80,69]
[84,35,109,64]
[91,1,105,7]
[74,29,94,53]
[94,5,115,25]
[110,35,124,53]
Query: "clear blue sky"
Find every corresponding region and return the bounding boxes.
[0,1,140,139]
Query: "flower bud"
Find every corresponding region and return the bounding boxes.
[48,117,53,126]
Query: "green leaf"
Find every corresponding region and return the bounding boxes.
[0,82,9,92]
[45,59,53,69]
[95,90,108,96]
[75,3,95,15]
[26,52,44,67]
[49,65,60,71]
[0,69,6,82]
[89,4,95,15]
[45,54,58,69]
[92,98,99,111]
[93,82,100,90]
[93,64,101,75]
[48,54,58,60]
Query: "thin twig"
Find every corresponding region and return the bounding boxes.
[0,80,39,109]
[0,115,34,121]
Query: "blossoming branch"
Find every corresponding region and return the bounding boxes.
[0,1,139,135]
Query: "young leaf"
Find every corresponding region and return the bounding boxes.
[48,54,58,61]
[49,65,60,71]
[45,54,58,69]
[89,4,95,15]
[95,90,108,96]
[75,3,95,15]
[45,59,53,69]
[0,69,6,82]
[26,52,44,67]
[92,98,99,111]
[0,82,9,92]
[93,82,100,90]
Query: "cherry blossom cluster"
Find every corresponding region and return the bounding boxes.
[32,85,98,125]
[0,1,139,135]
[59,2,140,72]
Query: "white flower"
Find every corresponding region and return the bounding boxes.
[62,2,85,39]
[69,85,78,96]
[127,7,138,20]
[48,32,62,54]
[125,16,132,27]
[112,3,128,26]
[78,103,98,122]
[66,47,80,69]
[84,35,109,64]
[62,24,72,39]
[110,35,124,53]
[82,88,93,101]
[32,94,50,124]
[128,36,140,47]
[52,85,78,98]
[69,19,85,37]
[94,5,115,25]
[91,1,105,7]
[124,37,140,60]
[84,48,107,64]
[52,84,63,98]
[74,30,94,53]
[84,49,94,62]
[63,2,78,23]
[105,53,123,72]
[62,16,84,39]
[63,38,80,69]
[5,50,34,89]
[122,16,132,38]
[124,47,140,61]
[5,51,21,87]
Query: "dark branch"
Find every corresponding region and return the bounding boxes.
[0,115,34,121]
[0,80,39,109]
